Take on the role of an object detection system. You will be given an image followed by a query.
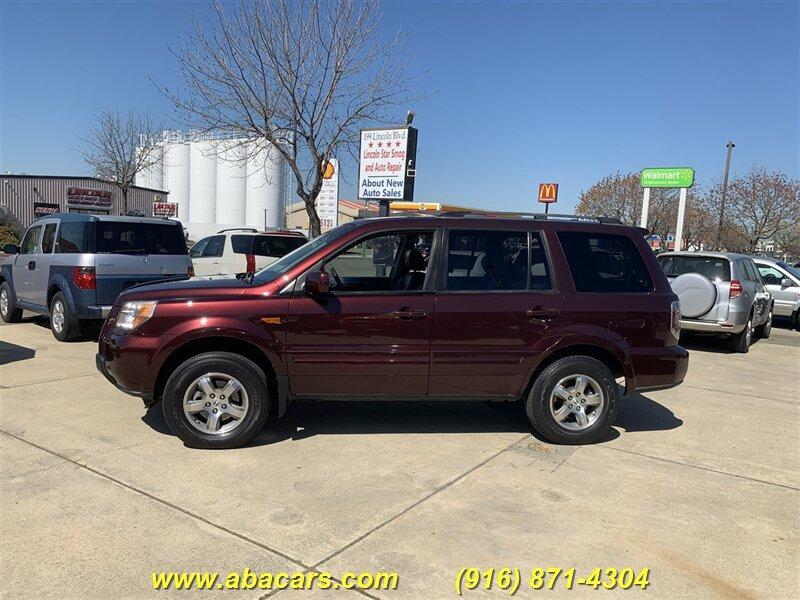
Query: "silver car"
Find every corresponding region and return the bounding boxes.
[1,214,192,341]
[658,252,773,353]
[752,257,800,331]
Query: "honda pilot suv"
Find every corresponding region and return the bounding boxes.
[97,214,688,449]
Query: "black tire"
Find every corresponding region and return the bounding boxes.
[756,307,772,339]
[729,315,752,353]
[525,356,619,445]
[795,310,800,332]
[50,291,81,342]
[0,281,23,323]
[162,352,270,449]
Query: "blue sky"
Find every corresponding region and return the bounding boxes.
[1,0,797,213]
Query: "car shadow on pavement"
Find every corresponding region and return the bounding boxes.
[141,392,681,448]
[679,332,765,354]
[0,341,36,365]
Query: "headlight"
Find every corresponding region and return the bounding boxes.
[116,301,158,330]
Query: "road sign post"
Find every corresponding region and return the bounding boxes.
[640,168,694,251]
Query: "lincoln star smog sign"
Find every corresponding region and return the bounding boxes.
[640,167,695,188]
[358,127,417,201]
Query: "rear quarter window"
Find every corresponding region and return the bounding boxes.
[558,231,653,293]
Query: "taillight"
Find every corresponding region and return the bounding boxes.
[72,266,96,290]
[246,254,255,273]
[670,300,681,343]
[730,280,743,299]
[187,265,195,277]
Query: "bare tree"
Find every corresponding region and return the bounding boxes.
[81,109,162,214]
[161,0,415,237]
[576,172,643,224]
[704,166,800,252]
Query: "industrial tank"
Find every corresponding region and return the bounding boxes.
[245,142,285,230]
[188,140,217,224]
[135,146,164,192]
[164,142,190,221]
[215,141,247,226]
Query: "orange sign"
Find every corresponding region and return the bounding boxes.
[538,183,558,204]
[322,161,336,180]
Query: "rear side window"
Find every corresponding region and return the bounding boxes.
[95,222,187,255]
[56,222,90,253]
[659,255,731,282]
[558,232,653,293]
[231,235,306,257]
[20,226,42,254]
[41,223,57,254]
[446,230,530,291]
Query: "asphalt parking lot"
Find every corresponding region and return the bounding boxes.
[1,316,798,599]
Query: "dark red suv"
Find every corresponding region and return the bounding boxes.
[97,214,688,449]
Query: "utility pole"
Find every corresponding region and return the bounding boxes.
[715,141,735,250]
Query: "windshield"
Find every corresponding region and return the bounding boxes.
[775,260,800,280]
[95,222,187,255]
[251,222,360,284]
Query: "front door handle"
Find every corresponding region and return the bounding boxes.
[392,308,429,320]
[526,306,560,320]
[27,261,36,270]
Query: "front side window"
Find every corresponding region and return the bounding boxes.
[323,230,434,293]
[756,264,785,286]
[446,230,529,291]
[559,231,653,293]
[41,223,58,254]
[20,226,42,254]
[56,222,90,253]
[202,235,225,257]
[189,237,211,258]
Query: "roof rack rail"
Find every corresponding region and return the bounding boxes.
[217,227,258,233]
[527,213,623,225]
[382,210,624,225]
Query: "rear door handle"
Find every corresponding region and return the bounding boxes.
[526,307,560,319]
[27,261,36,270]
[392,308,429,320]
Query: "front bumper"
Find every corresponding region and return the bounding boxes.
[629,345,690,393]
[96,352,148,400]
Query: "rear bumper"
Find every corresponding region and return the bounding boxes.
[680,319,745,334]
[628,345,689,393]
[77,305,113,319]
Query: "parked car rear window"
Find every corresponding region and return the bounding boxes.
[95,222,187,255]
[558,232,653,293]
[659,255,731,282]
[231,235,306,257]
[56,222,90,253]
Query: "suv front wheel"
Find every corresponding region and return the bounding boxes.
[162,352,270,449]
[526,356,619,445]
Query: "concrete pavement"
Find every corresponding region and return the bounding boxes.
[1,316,798,599]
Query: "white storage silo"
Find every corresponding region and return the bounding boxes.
[164,142,190,221]
[245,143,285,230]
[188,139,217,224]
[215,141,247,227]
[135,145,164,191]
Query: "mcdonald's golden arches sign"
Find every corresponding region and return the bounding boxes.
[538,183,559,204]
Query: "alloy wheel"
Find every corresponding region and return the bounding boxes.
[0,289,8,317]
[549,374,605,431]
[182,373,249,435]
[51,300,65,333]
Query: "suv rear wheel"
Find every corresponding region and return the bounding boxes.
[0,282,23,323]
[730,316,752,353]
[50,292,81,341]
[756,307,772,339]
[525,356,619,444]
[162,352,270,449]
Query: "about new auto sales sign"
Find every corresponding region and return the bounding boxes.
[358,128,410,199]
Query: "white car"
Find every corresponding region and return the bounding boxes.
[752,257,800,330]
[189,228,308,276]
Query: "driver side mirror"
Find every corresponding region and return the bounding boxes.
[2,243,20,255]
[781,278,792,289]
[305,270,330,295]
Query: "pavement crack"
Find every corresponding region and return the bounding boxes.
[601,445,800,491]
[311,433,530,570]
[0,429,311,570]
